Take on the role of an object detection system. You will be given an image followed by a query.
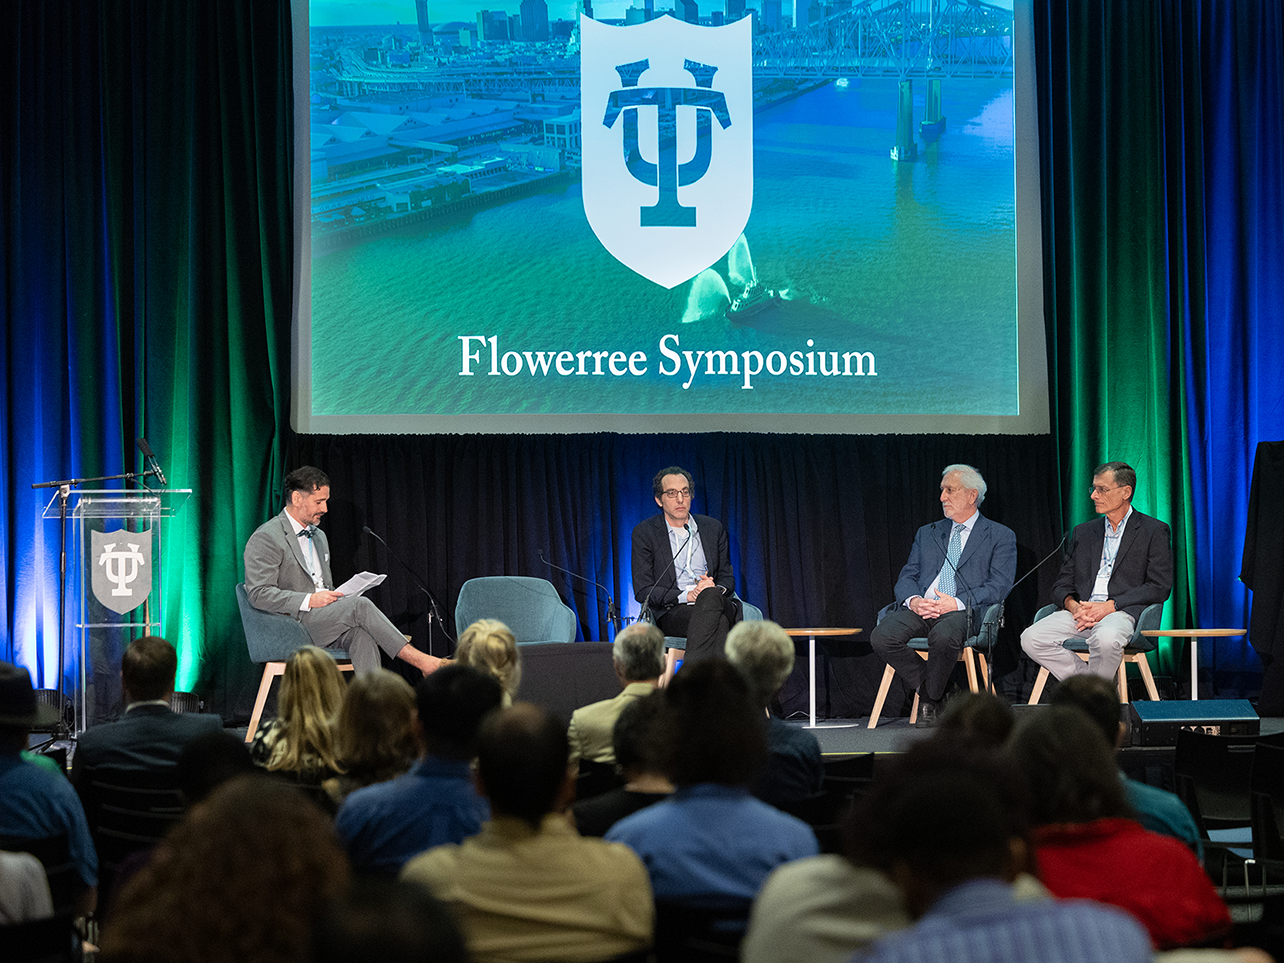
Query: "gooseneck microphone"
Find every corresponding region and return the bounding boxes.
[363,526,454,647]
[136,437,167,486]
[1005,530,1075,602]
[538,550,620,632]
[639,522,693,626]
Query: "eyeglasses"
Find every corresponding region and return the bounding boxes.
[1090,485,1122,496]
[662,488,692,499]
[941,486,966,495]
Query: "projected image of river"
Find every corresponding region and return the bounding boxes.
[310,77,1016,417]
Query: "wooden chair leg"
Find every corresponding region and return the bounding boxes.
[1133,653,1160,701]
[976,652,990,692]
[868,664,897,729]
[1117,660,1129,703]
[961,646,979,693]
[246,662,284,744]
[1028,667,1050,705]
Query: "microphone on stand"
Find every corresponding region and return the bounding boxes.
[1003,530,1075,612]
[639,523,693,627]
[363,526,455,651]
[136,437,167,486]
[538,550,620,633]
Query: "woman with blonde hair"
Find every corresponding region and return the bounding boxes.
[325,669,420,807]
[250,646,346,798]
[453,619,521,704]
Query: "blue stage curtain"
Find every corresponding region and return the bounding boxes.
[0,1,293,715]
[1034,0,1284,694]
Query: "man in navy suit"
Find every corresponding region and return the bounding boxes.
[70,635,220,784]
[1021,462,1172,681]
[871,465,1017,725]
[631,466,741,664]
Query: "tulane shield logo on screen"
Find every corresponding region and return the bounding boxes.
[581,16,753,290]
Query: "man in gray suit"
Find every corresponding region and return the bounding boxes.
[243,466,441,676]
[871,464,1017,726]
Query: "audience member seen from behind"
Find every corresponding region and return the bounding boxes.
[313,877,469,963]
[847,739,1152,963]
[401,703,654,963]
[1049,673,1201,854]
[99,775,350,963]
[70,635,221,787]
[249,645,346,799]
[567,621,665,767]
[335,665,502,878]
[454,619,521,705]
[605,659,818,904]
[0,661,97,917]
[1006,705,1230,949]
[572,691,674,837]
[326,668,420,808]
[934,692,1015,747]
[725,619,823,807]
[103,732,257,918]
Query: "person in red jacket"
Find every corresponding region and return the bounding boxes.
[1007,705,1230,950]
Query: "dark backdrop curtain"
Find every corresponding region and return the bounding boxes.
[1,1,293,717]
[5,0,1283,723]
[1035,0,1284,694]
[290,432,1061,720]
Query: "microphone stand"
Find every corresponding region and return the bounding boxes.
[538,550,621,635]
[362,526,454,656]
[639,524,693,627]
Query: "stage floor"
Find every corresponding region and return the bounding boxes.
[799,712,1284,757]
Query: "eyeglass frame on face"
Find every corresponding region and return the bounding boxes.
[1090,485,1124,496]
[662,488,692,500]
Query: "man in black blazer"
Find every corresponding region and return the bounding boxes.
[243,466,440,676]
[872,465,1017,724]
[631,466,741,665]
[1021,462,1173,681]
[70,636,220,786]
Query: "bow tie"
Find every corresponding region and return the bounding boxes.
[298,526,316,539]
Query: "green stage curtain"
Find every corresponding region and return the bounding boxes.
[1035,0,1284,691]
[1,1,293,716]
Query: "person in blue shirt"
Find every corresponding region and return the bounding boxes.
[606,659,818,903]
[0,661,98,916]
[335,665,502,876]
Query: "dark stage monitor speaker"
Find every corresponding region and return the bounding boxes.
[1130,699,1259,746]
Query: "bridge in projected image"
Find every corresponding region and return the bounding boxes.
[322,0,1011,101]
[752,0,1013,81]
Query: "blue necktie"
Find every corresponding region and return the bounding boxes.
[938,523,964,596]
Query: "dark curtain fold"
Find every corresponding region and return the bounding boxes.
[1,1,293,717]
[1035,0,1284,692]
[290,432,1061,721]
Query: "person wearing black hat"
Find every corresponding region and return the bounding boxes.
[0,661,98,915]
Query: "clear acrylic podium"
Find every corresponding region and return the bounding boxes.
[43,488,190,732]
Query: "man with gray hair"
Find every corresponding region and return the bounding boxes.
[727,620,823,806]
[871,465,1016,726]
[567,622,665,766]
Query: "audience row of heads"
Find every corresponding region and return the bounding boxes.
[852,673,1140,912]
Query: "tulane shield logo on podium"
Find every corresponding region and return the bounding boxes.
[581,16,753,289]
[91,528,153,615]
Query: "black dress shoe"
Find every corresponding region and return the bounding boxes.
[916,700,939,728]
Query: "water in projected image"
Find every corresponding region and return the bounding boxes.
[311,76,1016,417]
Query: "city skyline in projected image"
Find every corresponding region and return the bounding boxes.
[304,1,1021,427]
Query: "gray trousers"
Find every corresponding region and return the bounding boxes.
[301,595,408,674]
[1020,609,1135,681]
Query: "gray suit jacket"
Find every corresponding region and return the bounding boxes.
[243,509,334,615]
